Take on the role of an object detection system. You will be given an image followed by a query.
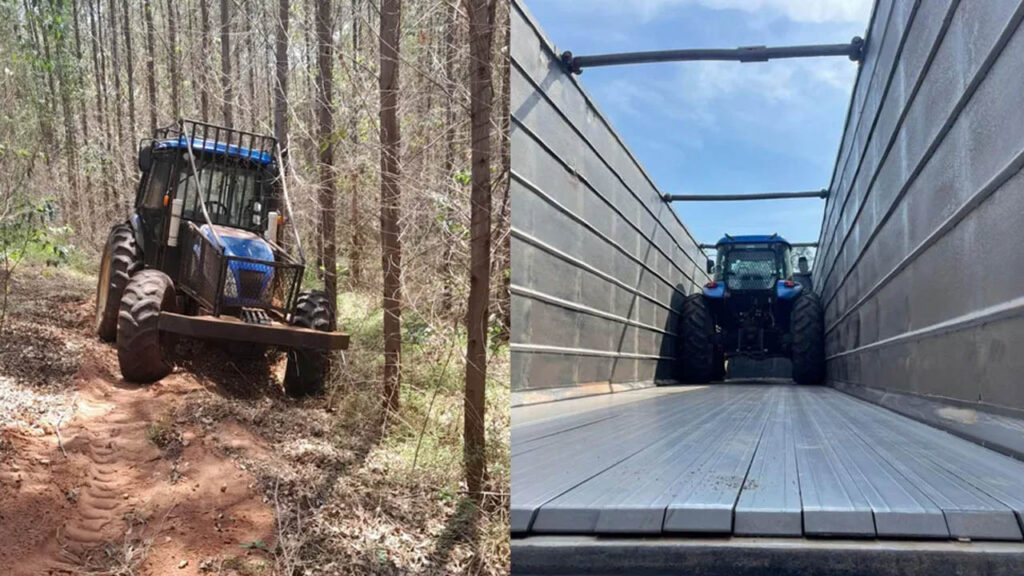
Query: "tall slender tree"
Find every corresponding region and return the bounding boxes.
[165,0,180,120]
[464,0,498,502]
[121,0,136,139]
[273,0,289,149]
[143,0,158,133]
[379,0,402,414]
[347,0,362,288]
[439,0,458,313]
[495,7,511,341]
[199,0,211,121]
[314,0,337,322]
[220,0,232,128]
[106,0,124,155]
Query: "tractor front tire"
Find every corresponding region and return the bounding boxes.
[284,291,335,397]
[95,223,140,341]
[679,294,715,383]
[791,292,825,385]
[117,270,176,383]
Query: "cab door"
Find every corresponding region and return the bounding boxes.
[135,153,175,267]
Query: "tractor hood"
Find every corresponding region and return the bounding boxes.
[200,224,275,263]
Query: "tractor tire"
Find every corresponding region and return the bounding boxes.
[679,294,715,383]
[791,292,826,385]
[117,270,176,383]
[95,223,140,342]
[284,291,335,397]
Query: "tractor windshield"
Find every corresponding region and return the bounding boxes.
[176,163,271,232]
[716,244,790,290]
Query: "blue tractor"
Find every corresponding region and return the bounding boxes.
[679,234,825,384]
[94,119,349,396]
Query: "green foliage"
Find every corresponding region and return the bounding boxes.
[0,199,73,269]
[238,540,269,552]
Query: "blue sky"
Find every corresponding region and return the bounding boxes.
[523,0,873,246]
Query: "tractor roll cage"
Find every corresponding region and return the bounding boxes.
[151,119,306,319]
[153,119,306,262]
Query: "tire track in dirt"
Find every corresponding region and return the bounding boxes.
[3,354,277,575]
[2,268,277,574]
[57,395,151,562]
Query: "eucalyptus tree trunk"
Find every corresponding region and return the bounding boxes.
[143,0,158,133]
[273,0,289,148]
[199,0,211,121]
[314,0,337,325]
[121,0,136,139]
[464,0,498,502]
[220,0,232,128]
[379,0,403,415]
[165,0,180,119]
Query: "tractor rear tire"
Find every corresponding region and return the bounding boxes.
[679,294,715,383]
[95,223,140,342]
[284,291,334,397]
[117,270,176,383]
[791,292,825,385]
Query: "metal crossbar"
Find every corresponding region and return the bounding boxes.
[665,190,828,202]
[561,37,864,74]
[700,242,819,250]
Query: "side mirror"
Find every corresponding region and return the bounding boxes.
[706,258,714,275]
[138,142,153,173]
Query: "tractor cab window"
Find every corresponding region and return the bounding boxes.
[716,245,786,291]
[142,155,174,209]
[175,161,267,231]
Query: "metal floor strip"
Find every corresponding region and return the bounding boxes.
[512,384,1024,540]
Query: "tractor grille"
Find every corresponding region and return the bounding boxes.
[237,268,268,301]
[179,222,304,316]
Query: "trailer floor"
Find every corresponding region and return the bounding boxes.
[512,384,1024,540]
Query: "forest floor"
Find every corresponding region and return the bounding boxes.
[0,261,509,575]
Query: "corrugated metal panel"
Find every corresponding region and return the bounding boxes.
[510,0,708,403]
[816,0,1024,412]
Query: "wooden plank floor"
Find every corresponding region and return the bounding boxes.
[511,384,1024,540]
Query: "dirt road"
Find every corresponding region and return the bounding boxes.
[0,268,275,575]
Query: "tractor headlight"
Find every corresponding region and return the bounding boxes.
[224,272,238,298]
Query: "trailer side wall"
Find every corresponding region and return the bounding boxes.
[509,1,708,405]
[817,0,1024,414]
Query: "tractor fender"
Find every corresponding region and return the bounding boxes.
[701,282,726,299]
[129,212,145,260]
[776,280,804,300]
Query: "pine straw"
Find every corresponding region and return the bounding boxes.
[0,265,95,431]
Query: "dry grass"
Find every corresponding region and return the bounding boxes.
[171,291,511,575]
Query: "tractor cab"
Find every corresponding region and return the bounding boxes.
[705,234,801,299]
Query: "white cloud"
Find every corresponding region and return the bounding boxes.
[583,0,872,24]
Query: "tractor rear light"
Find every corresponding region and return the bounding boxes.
[705,281,718,289]
[784,280,796,288]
